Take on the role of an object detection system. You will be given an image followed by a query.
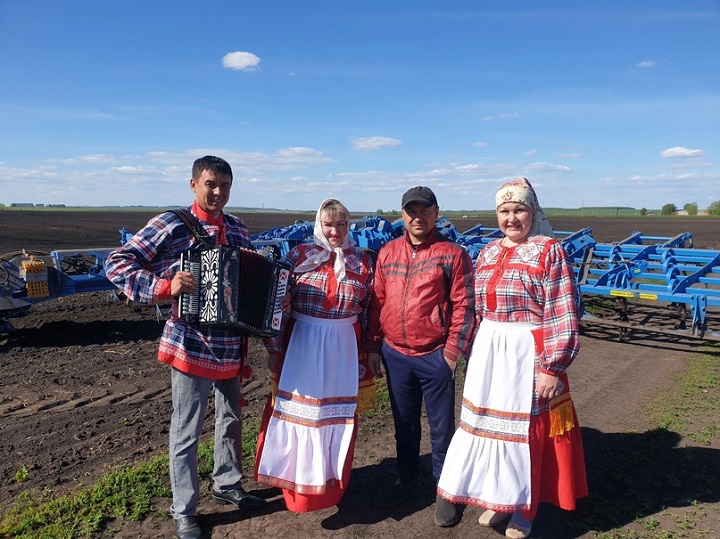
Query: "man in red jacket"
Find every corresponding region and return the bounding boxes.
[366,186,476,527]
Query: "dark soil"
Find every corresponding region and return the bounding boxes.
[1,210,719,538]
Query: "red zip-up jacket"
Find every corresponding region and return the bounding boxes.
[365,227,476,364]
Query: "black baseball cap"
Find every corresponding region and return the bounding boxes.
[402,186,438,209]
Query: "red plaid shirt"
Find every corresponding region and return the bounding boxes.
[105,203,252,380]
[265,243,374,352]
[475,236,580,375]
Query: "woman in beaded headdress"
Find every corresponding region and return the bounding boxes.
[437,178,588,539]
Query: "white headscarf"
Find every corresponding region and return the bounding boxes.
[292,198,356,280]
[495,177,554,238]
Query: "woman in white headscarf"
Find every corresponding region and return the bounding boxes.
[437,178,588,539]
[255,198,376,512]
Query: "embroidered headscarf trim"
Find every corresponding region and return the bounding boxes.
[293,198,356,280]
[495,177,554,238]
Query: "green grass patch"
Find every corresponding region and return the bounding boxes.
[0,415,263,539]
[0,457,171,538]
[570,349,720,539]
[645,348,720,446]
[363,376,391,418]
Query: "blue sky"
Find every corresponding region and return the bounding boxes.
[1,1,718,212]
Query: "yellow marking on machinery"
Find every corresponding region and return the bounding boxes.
[20,258,50,298]
[639,293,658,300]
[610,290,635,298]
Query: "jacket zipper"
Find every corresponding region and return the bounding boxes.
[402,245,418,345]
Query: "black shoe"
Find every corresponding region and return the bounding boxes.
[212,487,266,509]
[373,478,416,508]
[174,516,201,539]
[434,496,460,527]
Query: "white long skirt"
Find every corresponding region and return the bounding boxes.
[437,319,537,511]
[256,312,359,494]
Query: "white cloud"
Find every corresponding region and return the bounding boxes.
[54,154,117,165]
[109,165,152,173]
[350,136,402,151]
[660,146,705,159]
[525,162,572,173]
[272,147,335,167]
[636,60,656,68]
[454,164,480,172]
[472,141,487,148]
[222,51,261,71]
[481,112,524,122]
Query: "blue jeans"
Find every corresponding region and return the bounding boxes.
[381,343,456,484]
[169,368,244,518]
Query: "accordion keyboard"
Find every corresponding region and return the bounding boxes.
[179,255,201,318]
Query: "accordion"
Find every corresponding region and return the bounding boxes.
[178,245,291,337]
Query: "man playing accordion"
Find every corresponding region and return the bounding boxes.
[106,155,265,539]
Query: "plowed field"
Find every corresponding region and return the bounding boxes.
[1,210,718,538]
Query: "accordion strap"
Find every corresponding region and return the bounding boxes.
[168,208,213,249]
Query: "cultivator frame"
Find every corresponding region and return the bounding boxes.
[3,215,719,342]
[561,228,720,341]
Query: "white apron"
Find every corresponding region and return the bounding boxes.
[257,312,359,493]
[437,319,537,511]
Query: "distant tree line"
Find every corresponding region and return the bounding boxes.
[661,200,720,216]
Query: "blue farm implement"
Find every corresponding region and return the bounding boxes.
[2,216,719,342]
[0,248,117,321]
[249,215,401,259]
[567,229,720,341]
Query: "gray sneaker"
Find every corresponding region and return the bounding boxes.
[434,496,460,527]
[373,477,416,508]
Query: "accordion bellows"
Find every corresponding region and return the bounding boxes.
[179,245,290,337]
